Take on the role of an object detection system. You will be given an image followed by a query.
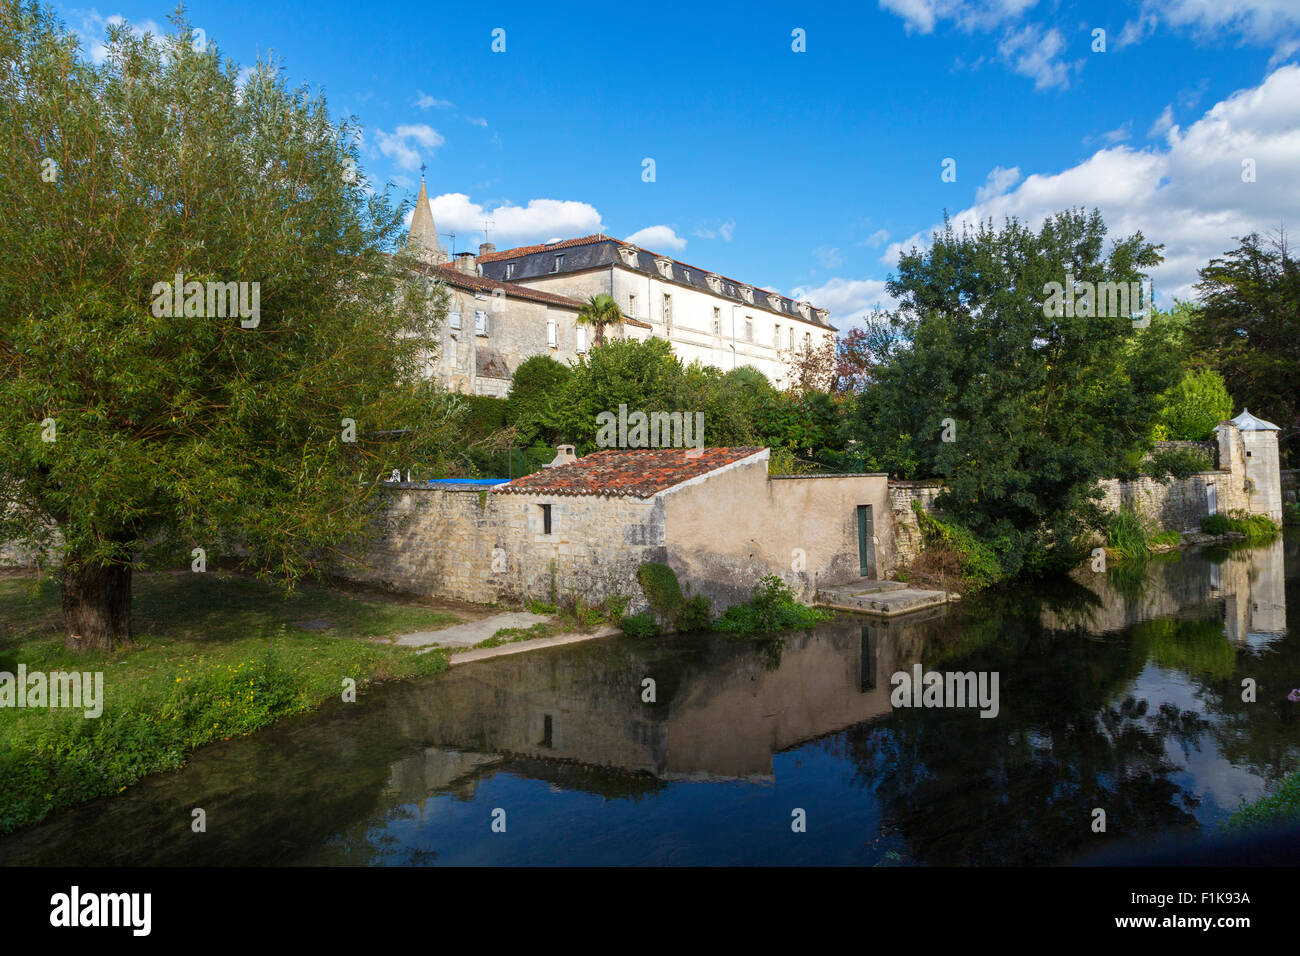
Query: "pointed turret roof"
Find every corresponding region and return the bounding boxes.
[408,173,446,264]
[1230,408,1281,432]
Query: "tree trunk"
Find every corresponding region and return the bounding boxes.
[61,560,133,652]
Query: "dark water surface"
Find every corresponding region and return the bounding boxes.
[2,534,1296,866]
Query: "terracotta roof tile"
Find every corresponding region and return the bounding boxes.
[477,235,610,262]
[497,447,765,498]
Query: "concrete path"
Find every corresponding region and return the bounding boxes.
[816,580,953,617]
[393,610,549,648]
[445,626,621,665]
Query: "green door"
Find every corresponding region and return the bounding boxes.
[856,505,876,578]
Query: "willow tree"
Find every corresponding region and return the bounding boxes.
[0,3,458,651]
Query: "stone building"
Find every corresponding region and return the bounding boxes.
[1223,408,1284,521]
[403,176,654,396]
[405,176,836,389]
[340,446,892,613]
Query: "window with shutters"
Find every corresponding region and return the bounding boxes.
[576,326,587,352]
[474,310,488,336]
[448,310,461,332]
[712,307,721,336]
[547,317,558,348]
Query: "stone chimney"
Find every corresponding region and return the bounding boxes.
[544,444,577,468]
[479,242,496,257]
[453,251,477,275]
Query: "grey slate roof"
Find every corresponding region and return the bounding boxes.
[478,235,835,331]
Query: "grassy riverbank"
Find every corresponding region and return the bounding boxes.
[0,571,459,833]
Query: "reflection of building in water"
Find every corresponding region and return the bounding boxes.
[405,614,948,785]
[1043,542,1287,648]
[1225,538,1287,646]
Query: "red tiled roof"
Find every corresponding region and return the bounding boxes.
[477,235,610,262]
[408,261,586,309]
[497,447,765,498]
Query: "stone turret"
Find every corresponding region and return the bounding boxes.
[1217,409,1283,521]
[408,173,449,265]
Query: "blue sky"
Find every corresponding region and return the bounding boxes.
[61,0,1300,327]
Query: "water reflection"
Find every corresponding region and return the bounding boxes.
[1,536,1295,866]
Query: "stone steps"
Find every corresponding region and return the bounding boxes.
[815,580,953,618]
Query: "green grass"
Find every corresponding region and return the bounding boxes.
[0,571,458,833]
[1201,510,1281,542]
[1226,771,1300,832]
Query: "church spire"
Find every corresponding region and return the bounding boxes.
[408,166,447,265]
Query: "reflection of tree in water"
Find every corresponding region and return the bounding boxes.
[840,590,1205,865]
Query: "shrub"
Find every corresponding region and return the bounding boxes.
[619,611,659,639]
[1202,510,1281,541]
[712,575,832,635]
[911,502,1003,591]
[601,595,629,624]
[677,594,712,632]
[637,562,685,627]
[1201,513,1233,535]
[1143,447,1214,480]
[1150,530,1182,548]
[1226,771,1300,832]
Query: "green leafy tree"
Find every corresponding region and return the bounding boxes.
[854,209,1183,574]
[576,293,623,346]
[1189,231,1300,461]
[1153,368,1234,440]
[0,5,458,650]
[505,355,571,446]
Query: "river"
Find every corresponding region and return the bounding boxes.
[1,534,1295,865]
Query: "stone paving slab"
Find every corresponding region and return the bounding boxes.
[816,581,952,617]
[394,611,549,648]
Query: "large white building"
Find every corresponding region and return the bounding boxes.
[407,176,836,391]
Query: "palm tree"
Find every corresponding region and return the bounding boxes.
[576,293,623,347]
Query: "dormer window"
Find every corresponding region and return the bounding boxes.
[767,293,783,311]
[618,245,638,267]
[706,273,723,293]
[655,257,673,279]
[552,254,565,273]
[797,301,812,320]
[505,262,516,279]
[740,286,754,304]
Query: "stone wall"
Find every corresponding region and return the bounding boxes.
[662,456,892,610]
[335,482,665,609]
[888,481,947,566]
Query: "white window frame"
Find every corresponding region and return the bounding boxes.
[547,317,558,348]
[576,325,588,353]
[448,310,461,332]
[474,310,488,336]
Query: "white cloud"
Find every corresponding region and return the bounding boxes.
[1117,0,1300,58]
[975,165,1022,202]
[693,218,737,241]
[72,10,165,63]
[1147,104,1176,139]
[878,0,1038,35]
[406,192,604,247]
[790,277,899,327]
[998,23,1077,89]
[880,64,1300,302]
[879,2,1076,89]
[466,116,488,127]
[814,246,844,269]
[375,124,444,171]
[862,228,891,248]
[624,225,687,251]
[415,92,454,109]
